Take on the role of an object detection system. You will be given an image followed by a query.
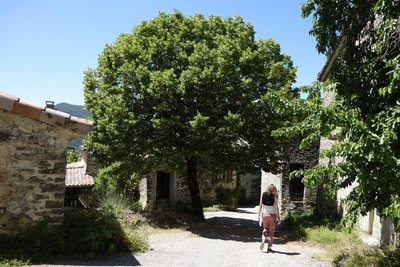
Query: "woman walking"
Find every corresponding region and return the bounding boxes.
[258,184,280,252]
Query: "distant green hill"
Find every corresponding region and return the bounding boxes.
[55,103,92,149]
[55,102,92,118]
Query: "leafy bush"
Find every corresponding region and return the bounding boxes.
[95,189,132,216]
[377,245,400,267]
[0,257,28,267]
[332,247,380,267]
[95,162,139,197]
[0,199,148,264]
[215,187,239,210]
[0,219,64,263]
[94,190,149,253]
[66,149,82,163]
[279,212,307,240]
[215,176,241,211]
[333,245,400,267]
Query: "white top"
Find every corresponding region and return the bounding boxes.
[262,205,277,214]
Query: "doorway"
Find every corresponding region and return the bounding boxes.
[289,163,305,201]
[156,171,170,200]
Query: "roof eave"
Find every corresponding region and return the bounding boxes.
[317,34,347,82]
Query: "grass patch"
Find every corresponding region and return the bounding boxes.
[0,258,29,267]
[280,212,362,262]
[333,246,382,267]
[281,212,400,266]
[203,204,224,212]
[306,226,361,261]
[333,245,400,267]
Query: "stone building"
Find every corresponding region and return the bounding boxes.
[261,142,320,214]
[65,159,95,208]
[0,92,92,235]
[139,170,238,210]
[317,34,397,246]
[139,141,320,212]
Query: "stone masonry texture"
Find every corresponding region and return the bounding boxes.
[0,110,79,235]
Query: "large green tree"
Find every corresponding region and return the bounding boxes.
[277,1,400,227]
[84,11,296,219]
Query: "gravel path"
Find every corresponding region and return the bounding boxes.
[30,206,330,267]
[134,206,330,267]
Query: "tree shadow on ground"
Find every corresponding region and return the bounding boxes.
[186,208,288,244]
[49,253,141,266]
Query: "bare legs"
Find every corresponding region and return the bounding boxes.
[261,213,277,250]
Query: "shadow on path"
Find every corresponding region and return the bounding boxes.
[34,206,291,266]
[47,253,141,266]
[188,206,288,244]
[261,249,301,256]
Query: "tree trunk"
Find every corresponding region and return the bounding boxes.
[186,155,205,220]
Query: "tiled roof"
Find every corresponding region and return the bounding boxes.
[65,160,95,188]
[0,91,92,135]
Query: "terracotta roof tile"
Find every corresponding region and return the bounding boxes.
[40,108,71,127]
[12,100,43,120]
[64,116,92,135]
[65,160,95,188]
[0,92,19,111]
[0,91,92,135]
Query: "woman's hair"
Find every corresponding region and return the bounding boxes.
[266,184,278,195]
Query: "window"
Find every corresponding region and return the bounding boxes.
[217,170,233,182]
[289,163,305,201]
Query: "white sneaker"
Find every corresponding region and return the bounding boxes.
[259,236,265,250]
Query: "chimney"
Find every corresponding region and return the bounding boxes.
[46,101,55,109]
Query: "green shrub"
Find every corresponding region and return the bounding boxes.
[66,150,82,163]
[332,247,381,267]
[215,187,238,210]
[279,212,307,240]
[122,225,149,253]
[334,245,400,267]
[0,207,148,264]
[95,162,139,198]
[215,176,241,211]
[95,189,132,216]
[62,209,128,257]
[0,219,64,263]
[0,258,29,267]
[377,245,400,267]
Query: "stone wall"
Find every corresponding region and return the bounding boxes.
[0,111,77,234]
[261,142,320,215]
[140,170,241,209]
[175,173,191,205]
[282,142,320,213]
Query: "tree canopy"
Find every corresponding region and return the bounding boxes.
[84,11,297,218]
[278,0,400,227]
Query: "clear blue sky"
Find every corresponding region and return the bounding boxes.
[0,0,325,106]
